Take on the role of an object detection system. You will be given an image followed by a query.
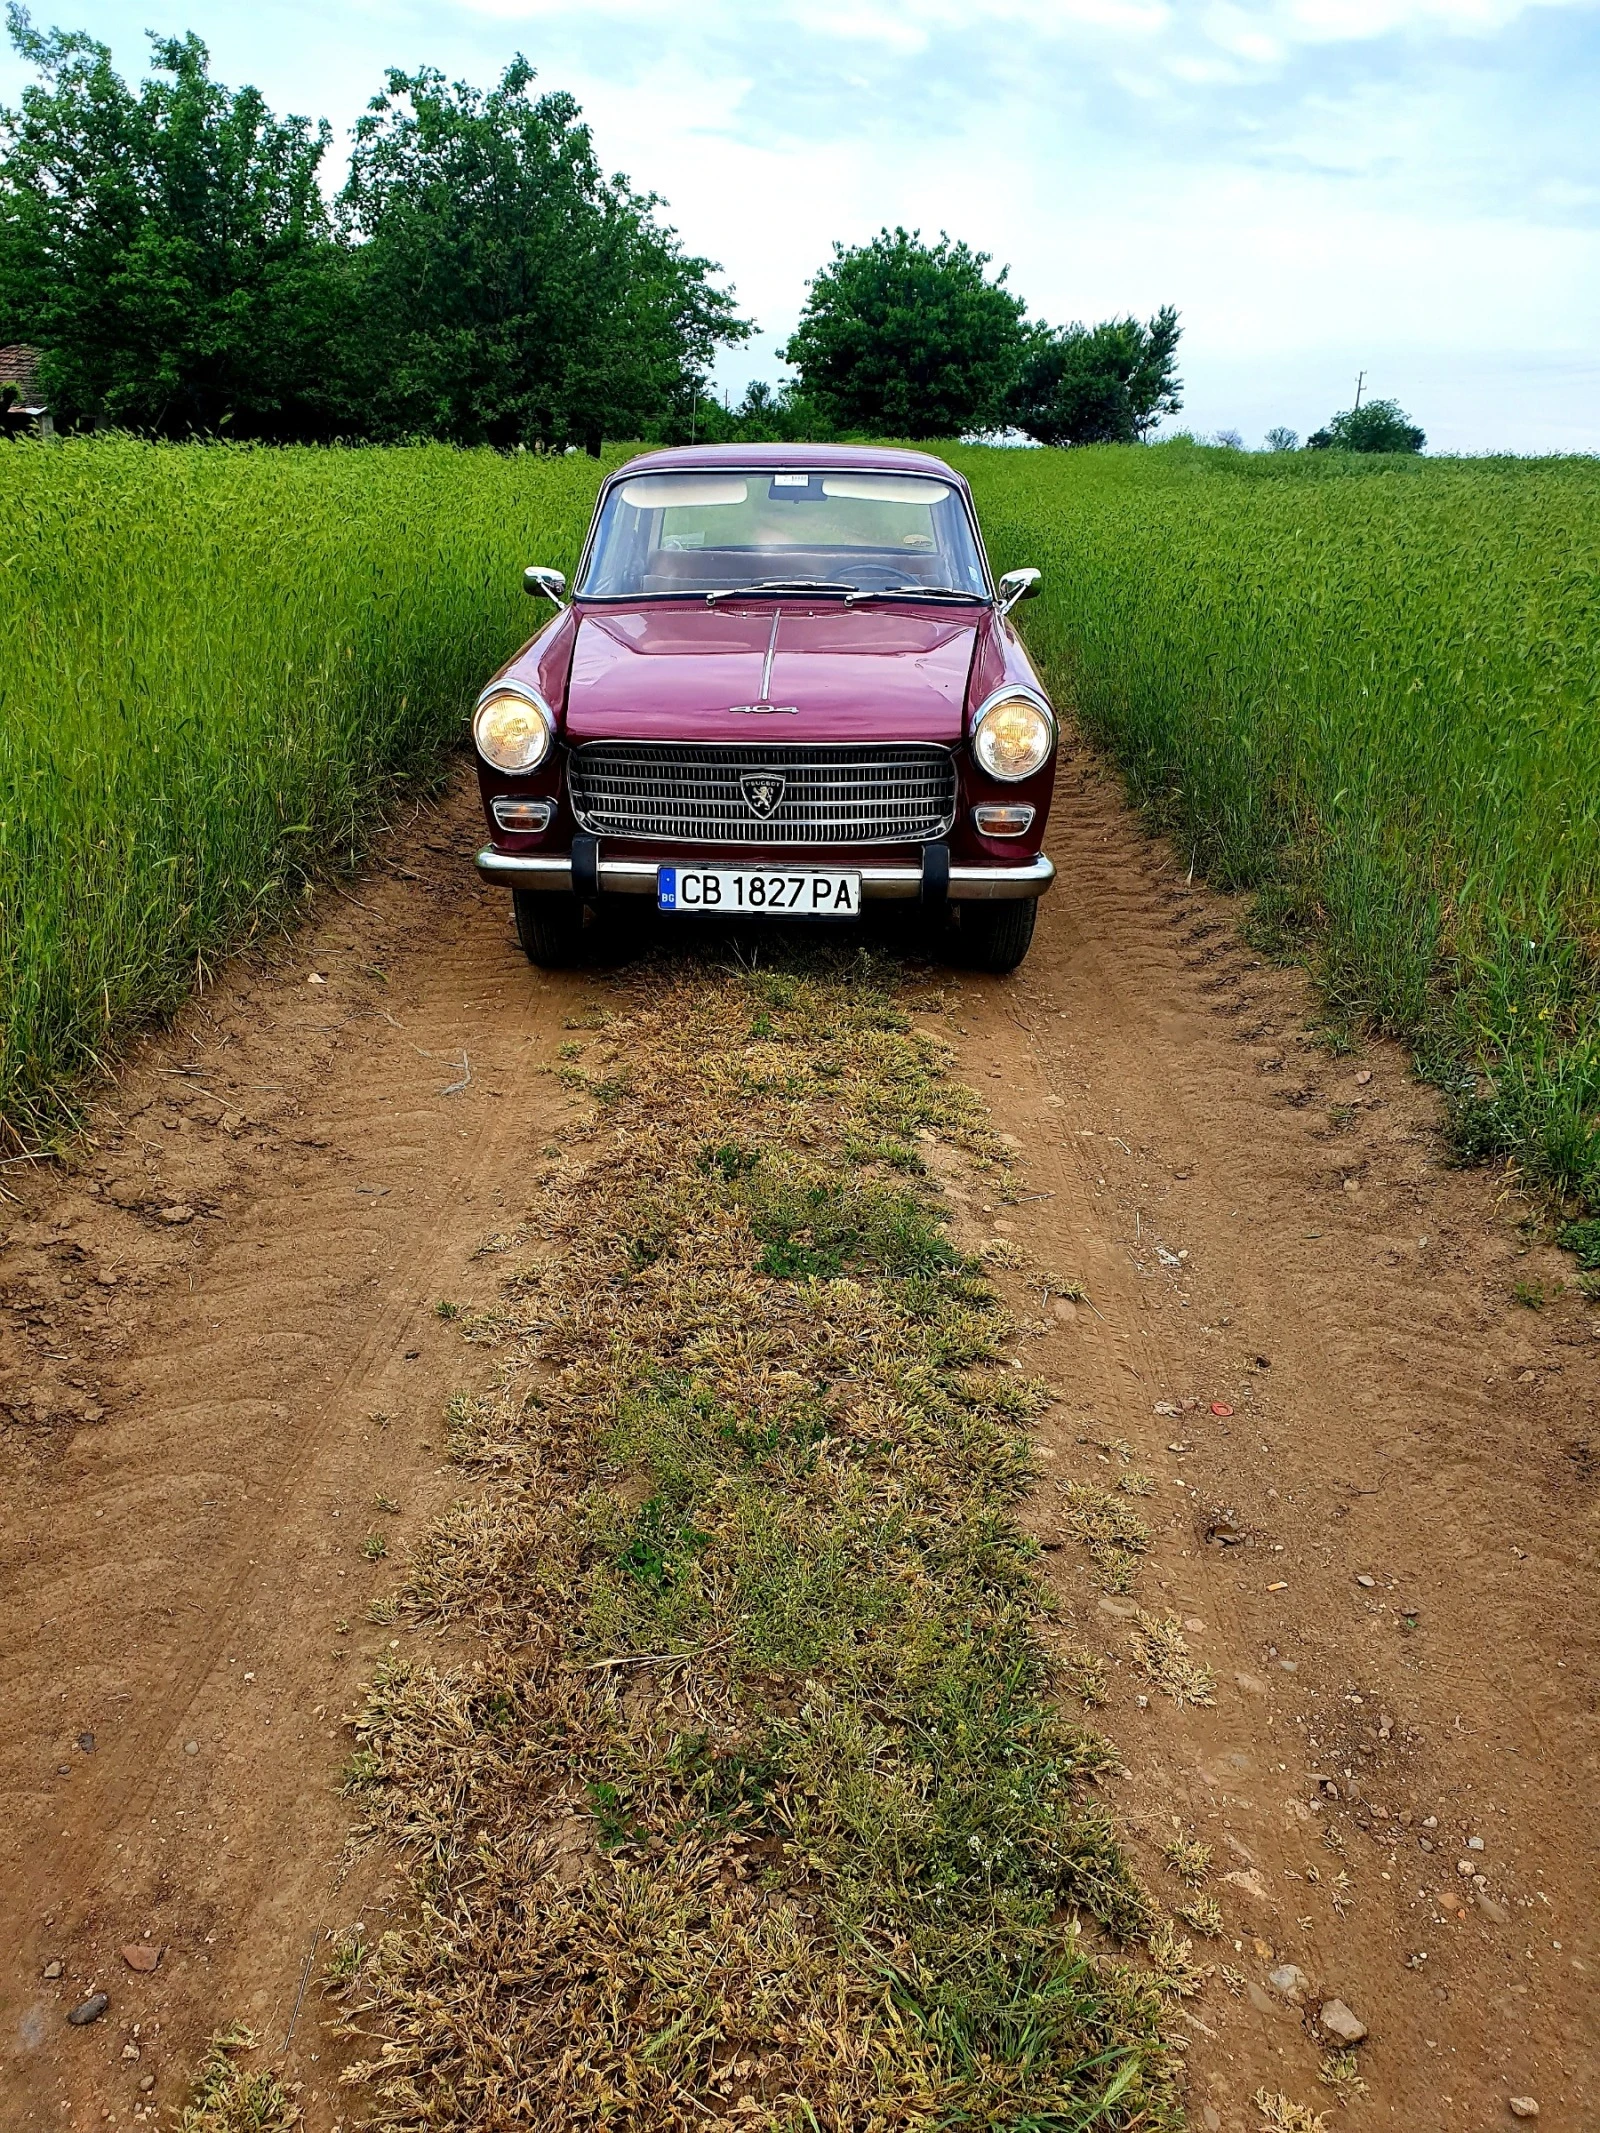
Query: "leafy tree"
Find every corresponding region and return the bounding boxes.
[337,60,749,451]
[1009,307,1182,446]
[1306,397,1424,453]
[780,228,1028,438]
[725,378,793,439]
[0,5,347,435]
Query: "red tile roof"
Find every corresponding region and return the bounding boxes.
[0,344,47,410]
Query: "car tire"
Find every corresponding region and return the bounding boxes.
[512,890,588,968]
[956,898,1037,975]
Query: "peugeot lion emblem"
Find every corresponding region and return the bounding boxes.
[740,771,787,820]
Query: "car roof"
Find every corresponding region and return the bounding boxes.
[611,442,969,488]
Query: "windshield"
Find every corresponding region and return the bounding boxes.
[577,470,990,601]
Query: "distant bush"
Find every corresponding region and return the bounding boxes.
[1307,398,1425,453]
[1009,309,1183,447]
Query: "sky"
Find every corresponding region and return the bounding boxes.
[3,0,1597,452]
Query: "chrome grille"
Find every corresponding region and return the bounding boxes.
[568,742,956,846]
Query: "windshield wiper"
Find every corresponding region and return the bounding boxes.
[844,585,989,606]
[705,578,858,604]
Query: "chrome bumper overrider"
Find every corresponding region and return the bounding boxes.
[475,849,1054,901]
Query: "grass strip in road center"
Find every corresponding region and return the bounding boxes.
[335,954,1180,2128]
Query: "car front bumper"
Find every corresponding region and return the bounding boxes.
[475,849,1055,901]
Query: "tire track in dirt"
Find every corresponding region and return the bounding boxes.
[945,749,1597,2131]
[1,788,593,2126]
[2,755,1595,2130]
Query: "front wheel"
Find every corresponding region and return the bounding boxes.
[512,890,588,968]
[956,898,1037,975]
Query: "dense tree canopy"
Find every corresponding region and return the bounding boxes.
[338,61,748,450]
[1307,397,1425,453]
[0,4,345,435]
[1009,308,1183,446]
[780,229,1028,439]
[0,17,748,444]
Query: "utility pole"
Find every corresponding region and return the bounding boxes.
[1354,370,1366,410]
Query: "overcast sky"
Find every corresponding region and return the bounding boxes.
[4,0,1597,451]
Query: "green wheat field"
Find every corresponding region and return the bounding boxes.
[1,435,1596,1212]
[0,437,607,1142]
[957,442,1600,1213]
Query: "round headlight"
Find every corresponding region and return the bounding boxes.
[971,691,1055,782]
[473,687,555,773]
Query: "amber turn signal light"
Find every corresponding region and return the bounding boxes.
[972,804,1036,838]
[491,797,555,833]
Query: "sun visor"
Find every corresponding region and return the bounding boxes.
[618,475,749,509]
[820,475,952,505]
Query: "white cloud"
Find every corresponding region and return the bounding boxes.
[1168,50,1255,78]
[778,3,935,51]
[452,0,1587,52]
[1276,0,1585,36]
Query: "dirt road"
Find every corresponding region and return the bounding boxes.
[2,754,1595,2130]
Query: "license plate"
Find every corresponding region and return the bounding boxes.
[657,866,861,917]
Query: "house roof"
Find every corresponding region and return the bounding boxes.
[0,344,48,412]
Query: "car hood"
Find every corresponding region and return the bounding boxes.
[561,601,980,745]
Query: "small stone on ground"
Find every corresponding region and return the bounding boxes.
[1319,1998,1368,2044]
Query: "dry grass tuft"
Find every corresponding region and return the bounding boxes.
[1162,1832,1213,1886]
[333,949,1179,2128]
[1145,1920,1206,1998]
[1254,2090,1331,2133]
[1176,1894,1224,1938]
[1059,1482,1151,1592]
[177,2026,301,2133]
[323,1928,367,1992]
[1059,1647,1110,1707]
[1129,1613,1216,1706]
[1317,2050,1368,2106]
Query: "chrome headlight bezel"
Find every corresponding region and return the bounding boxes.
[473,680,557,774]
[970,686,1057,783]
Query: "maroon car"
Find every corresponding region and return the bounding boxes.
[471,443,1056,973]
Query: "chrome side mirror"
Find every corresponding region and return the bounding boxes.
[996,567,1041,617]
[523,566,568,607]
